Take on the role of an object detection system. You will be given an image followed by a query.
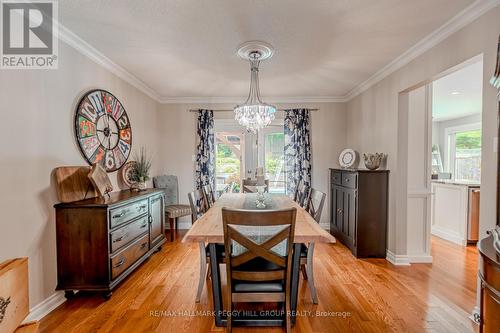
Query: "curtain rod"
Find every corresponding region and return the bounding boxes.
[188,108,319,112]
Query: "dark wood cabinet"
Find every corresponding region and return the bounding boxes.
[478,234,500,333]
[54,189,166,298]
[329,168,389,258]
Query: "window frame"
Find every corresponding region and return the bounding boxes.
[444,122,481,181]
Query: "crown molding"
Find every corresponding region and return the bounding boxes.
[158,95,349,104]
[343,0,500,101]
[56,21,162,102]
[56,0,499,105]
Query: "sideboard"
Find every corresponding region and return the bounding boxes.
[478,233,500,332]
[54,189,165,299]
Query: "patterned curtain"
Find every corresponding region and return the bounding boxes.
[284,109,312,196]
[195,109,215,191]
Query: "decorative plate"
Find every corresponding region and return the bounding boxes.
[74,89,132,172]
[120,161,137,188]
[339,149,358,169]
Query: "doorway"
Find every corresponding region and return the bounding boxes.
[397,55,483,264]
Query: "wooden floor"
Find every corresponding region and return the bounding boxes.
[40,232,479,332]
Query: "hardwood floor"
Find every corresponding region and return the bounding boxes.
[40,233,479,332]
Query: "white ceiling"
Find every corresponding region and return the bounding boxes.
[59,0,476,100]
[432,60,483,122]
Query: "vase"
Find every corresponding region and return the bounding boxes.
[363,153,384,170]
[131,181,147,191]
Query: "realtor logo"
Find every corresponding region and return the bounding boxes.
[1,0,58,69]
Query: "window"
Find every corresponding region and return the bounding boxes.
[264,132,285,193]
[215,132,244,194]
[446,126,481,182]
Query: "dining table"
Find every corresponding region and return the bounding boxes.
[182,193,336,327]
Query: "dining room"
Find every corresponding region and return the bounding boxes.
[1,1,500,333]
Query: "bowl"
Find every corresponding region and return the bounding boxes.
[363,153,384,170]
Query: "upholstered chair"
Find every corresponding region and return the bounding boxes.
[153,175,191,242]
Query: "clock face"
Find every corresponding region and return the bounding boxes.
[75,89,132,172]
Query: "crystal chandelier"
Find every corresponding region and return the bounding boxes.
[234,42,276,133]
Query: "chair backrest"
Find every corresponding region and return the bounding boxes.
[187,189,208,223]
[153,175,179,206]
[203,184,215,207]
[293,180,310,208]
[307,188,326,223]
[222,208,296,285]
[242,179,270,193]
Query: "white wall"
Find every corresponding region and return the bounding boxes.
[157,102,347,227]
[0,41,162,308]
[346,5,500,256]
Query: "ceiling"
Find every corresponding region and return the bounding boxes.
[59,0,476,100]
[432,60,483,122]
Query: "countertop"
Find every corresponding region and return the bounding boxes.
[431,179,480,188]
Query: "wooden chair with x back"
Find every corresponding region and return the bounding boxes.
[293,180,311,208]
[300,188,326,304]
[187,189,213,302]
[222,207,297,332]
[202,184,216,208]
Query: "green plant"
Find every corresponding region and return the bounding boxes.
[131,147,152,182]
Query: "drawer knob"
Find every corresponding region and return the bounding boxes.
[112,210,128,219]
[140,242,148,250]
[113,258,126,268]
[140,223,148,229]
[137,205,147,211]
[113,233,129,243]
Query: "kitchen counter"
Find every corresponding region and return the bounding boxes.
[431,179,480,187]
[431,181,480,246]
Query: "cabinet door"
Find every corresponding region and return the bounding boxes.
[331,185,343,232]
[343,188,357,245]
[149,194,164,246]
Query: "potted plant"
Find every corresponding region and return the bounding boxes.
[130,147,152,191]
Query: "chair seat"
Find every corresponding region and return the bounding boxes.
[165,204,191,218]
[233,280,284,293]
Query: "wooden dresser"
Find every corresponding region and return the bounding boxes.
[478,234,500,333]
[329,168,389,258]
[54,189,165,299]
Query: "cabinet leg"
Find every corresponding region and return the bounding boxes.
[169,218,175,242]
[64,290,75,300]
[103,291,112,300]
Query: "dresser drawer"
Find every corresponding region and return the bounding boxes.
[341,172,357,189]
[332,170,342,186]
[110,234,149,280]
[110,215,149,253]
[109,199,148,228]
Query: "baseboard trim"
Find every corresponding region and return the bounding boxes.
[386,250,411,266]
[431,226,466,246]
[24,291,66,322]
[408,255,433,263]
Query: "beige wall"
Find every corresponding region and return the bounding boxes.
[346,5,500,255]
[157,102,347,227]
[0,41,162,308]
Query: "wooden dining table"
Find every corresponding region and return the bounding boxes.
[182,193,336,327]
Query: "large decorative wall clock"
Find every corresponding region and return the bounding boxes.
[74,89,132,172]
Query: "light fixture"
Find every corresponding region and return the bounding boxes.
[451,91,460,95]
[234,41,276,133]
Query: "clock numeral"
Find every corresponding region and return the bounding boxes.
[117,114,129,129]
[118,140,130,157]
[79,101,97,123]
[105,150,116,170]
[88,91,105,116]
[119,128,131,142]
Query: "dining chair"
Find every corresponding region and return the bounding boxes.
[188,189,224,303]
[293,180,310,208]
[203,184,216,208]
[242,179,270,193]
[300,188,326,304]
[153,175,192,242]
[222,207,297,332]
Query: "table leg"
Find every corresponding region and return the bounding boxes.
[209,243,224,326]
[290,243,301,324]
